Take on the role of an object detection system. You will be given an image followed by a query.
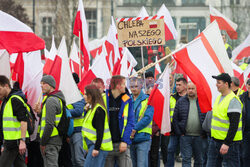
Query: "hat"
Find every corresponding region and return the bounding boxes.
[212,73,232,84]
[41,75,56,88]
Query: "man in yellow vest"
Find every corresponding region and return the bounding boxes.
[206,73,242,166]
[129,77,154,167]
[0,75,28,167]
[222,34,232,59]
[240,57,249,71]
[36,75,65,167]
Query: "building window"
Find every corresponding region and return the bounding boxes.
[180,17,206,42]
[42,17,52,37]
[85,9,97,39]
[152,0,175,6]
[123,0,147,5]
[182,0,205,6]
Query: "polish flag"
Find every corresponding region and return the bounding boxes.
[104,17,121,72]
[232,34,250,61]
[48,37,82,105]
[69,40,80,76]
[239,65,250,91]
[43,36,57,75]
[0,50,11,78]
[89,36,106,58]
[0,10,45,54]
[73,0,90,72]
[231,62,243,78]
[154,56,162,80]
[78,52,111,93]
[148,65,171,135]
[157,4,178,41]
[210,5,238,39]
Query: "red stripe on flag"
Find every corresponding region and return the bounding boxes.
[0,31,45,54]
[48,55,62,90]
[210,15,238,39]
[136,17,141,20]
[235,46,250,60]
[78,69,96,93]
[143,17,149,20]
[164,24,174,41]
[174,48,212,113]
[43,59,54,75]
[200,33,225,73]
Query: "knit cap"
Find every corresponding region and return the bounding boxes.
[41,75,56,88]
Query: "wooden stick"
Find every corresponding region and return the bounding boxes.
[237,80,246,97]
[36,92,43,104]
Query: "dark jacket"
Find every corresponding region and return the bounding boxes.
[173,95,206,136]
[240,91,249,132]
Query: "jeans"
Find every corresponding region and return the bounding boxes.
[166,135,180,167]
[242,131,250,167]
[84,138,109,167]
[42,144,61,167]
[180,135,203,167]
[0,146,26,167]
[206,138,241,167]
[130,140,151,167]
[104,142,132,167]
[70,132,86,167]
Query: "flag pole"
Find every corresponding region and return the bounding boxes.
[130,37,200,78]
[237,80,246,97]
[141,46,147,92]
[79,31,81,81]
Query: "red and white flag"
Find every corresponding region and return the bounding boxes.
[78,52,111,93]
[231,62,243,78]
[232,34,250,61]
[157,4,178,41]
[210,5,238,39]
[148,65,171,135]
[154,56,162,80]
[69,40,80,76]
[0,10,45,54]
[48,37,82,105]
[89,36,106,58]
[43,36,57,74]
[73,0,90,72]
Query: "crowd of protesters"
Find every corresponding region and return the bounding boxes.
[0,57,249,167]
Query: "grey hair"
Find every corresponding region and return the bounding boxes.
[231,77,240,87]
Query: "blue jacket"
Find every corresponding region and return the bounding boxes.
[132,91,154,144]
[105,90,135,145]
[67,98,86,132]
[173,95,206,136]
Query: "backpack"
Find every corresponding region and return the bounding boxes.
[26,103,37,135]
[43,95,74,137]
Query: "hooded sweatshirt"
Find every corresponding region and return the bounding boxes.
[40,90,65,146]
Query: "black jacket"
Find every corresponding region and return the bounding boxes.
[240,91,249,132]
[173,95,206,136]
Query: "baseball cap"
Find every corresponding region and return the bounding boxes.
[212,73,232,84]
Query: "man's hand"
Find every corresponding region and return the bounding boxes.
[130,129,136,139]
[155,131,160,136]
[34,103,41,114]
[92,149,99,157]
[119,142,127,153]
[40,145,46,155]
[220,144,229,155]
[19,140,26,155]
[1,146,4,153]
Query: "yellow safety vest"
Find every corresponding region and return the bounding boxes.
[211,91,243,141]
[236,89,245,96]
[2,95,29,140]
[225,43,232,50]
[137,98,152,135]
[82,103,113,151]
[67,104,84,128]
[40,97,63,138]
[103,93,130,138]
[170,96,176,122]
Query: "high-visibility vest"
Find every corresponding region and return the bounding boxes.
[240,63,248,71]
[137,98,152,135]
[103,93,130,138]
[170,96,176,122]
[2,95,29,140]
[67,104,84,128]
[40,97,63,138]
[82,103,113,151]
[211,91,243,141]
[225,43,232,50]
[236,89,245,96]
